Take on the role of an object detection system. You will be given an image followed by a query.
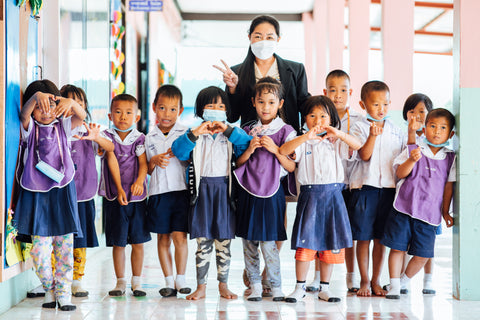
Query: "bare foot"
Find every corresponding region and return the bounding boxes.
[219,283,237,299]
[371,283,387,296]
[186,284,206,300]
[357,281,372,297]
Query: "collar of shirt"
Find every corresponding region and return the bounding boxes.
[34,118,60,127]
[254,59,280,82]
[418,139,453,160]
[253,117,285,135]
[152,121,186,139]
[70,123,88,141]
[106,127,142,145]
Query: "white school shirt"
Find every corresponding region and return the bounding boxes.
[340,108,363,185]
[250,117,297,178]
[294,138,350,186]
[195,132,230,177]
[349,118,406,189]
[146,122,188,196]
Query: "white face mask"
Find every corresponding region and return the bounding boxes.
[250,40,277,60]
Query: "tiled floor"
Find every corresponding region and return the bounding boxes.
[0,204,475,319]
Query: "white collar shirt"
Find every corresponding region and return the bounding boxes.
[146,122,188,195]
[349,117,406,189]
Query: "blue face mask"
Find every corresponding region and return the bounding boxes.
[112,124,136,133]
[203,109,226,122]
[302,123,327,136]
[425,139,450,148]
[366,113,390,122]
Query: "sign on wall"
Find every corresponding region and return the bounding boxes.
[129,0,163,11]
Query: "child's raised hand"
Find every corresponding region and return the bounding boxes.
[74,122,101,141]
[151,149,174,169]
[213,59,239,91]
[408,115,422,133]
[192,121,213,137]
[409,146,422,162]
[34,92,56,115]
[53,97,76,118]
[260,136,279,155]
[131,180,144,197]
[305,125,326,141]
[211,121,228,133]
[117,188,128,206]
[369,122,383,136]
[443,212,454,228]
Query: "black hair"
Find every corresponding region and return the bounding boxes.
[194,86,229,119]
[302,95,341,130]
[236,15,281,97]
[426,108,455,131]
[23,79,61,105]
[402,93,433,121]
[111,93,138,111]
[325,69,351,86]
[60,84,91,122]
[360,80,390,101]
[153,84,183,107]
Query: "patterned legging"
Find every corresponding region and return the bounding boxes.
[30,234,74,300]
[195,238,231,285]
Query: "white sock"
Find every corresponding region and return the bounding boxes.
[131,276,142,290]
[400,274,411,289]
[387,278,401,296]
[165,275,174,288]
[423,273,434,290]
[318,282,332,301]
[346,272,356,288]
[313,271,321,282]
[175,274,186,289]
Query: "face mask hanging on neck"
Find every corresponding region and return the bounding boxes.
[366,113,390,122]
[250,40,277,60]
[112,124,136,133]
[425,139,450,148]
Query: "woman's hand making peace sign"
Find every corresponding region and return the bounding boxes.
[213,59,238,94]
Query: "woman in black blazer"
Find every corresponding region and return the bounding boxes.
[214,15,310,134]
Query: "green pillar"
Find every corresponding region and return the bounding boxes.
[452,0,480,301]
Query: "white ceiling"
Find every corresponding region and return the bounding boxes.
[176,0,315,14]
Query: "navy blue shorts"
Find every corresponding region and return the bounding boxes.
[104,198,151,247]
[146,190,189,234]
[381,209,436,258]
[348,186,395,241]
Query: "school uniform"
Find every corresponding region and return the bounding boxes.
[146,123,189,234]
[234,117,296,287]
[15,117,81,302]
[172,124,251,285]
[290,138,353,256]
[348,118,406,241]
[99,128,151,247]
[381,140,456,258]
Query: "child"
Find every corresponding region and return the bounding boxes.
[307,70,363,293]
[279,95,361,303]
[99,94,151,297]
[60,84,114,297]
[382,108,455,299]
[15,79,86,311]
[172,86,251,300]
[401,93,438,294]
[348,81,406,297]
[234,77,296,302]
[145,85,191,297]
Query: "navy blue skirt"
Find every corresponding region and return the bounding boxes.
[189,177,235,240]
[15,182,83,238]
[291,184,352,251]
[236,183,287,241]
[74,200,99,248]
[147,190,189,234]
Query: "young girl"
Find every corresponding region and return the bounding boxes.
[234,77,296,302]
[60,84,114,297]
[15,80,86,311]
[171,86,251,300]
[400,93,438,295]
[278,96,361,303]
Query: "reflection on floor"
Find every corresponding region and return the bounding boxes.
[0,203,475,319]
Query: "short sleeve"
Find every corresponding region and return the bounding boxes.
[61,116,73,137]
[135,137,146,157]
[448,156,456,182]
[336,139,351,160]
[350,122,368,145]
[293,143,305,163]
[21,119,34,141]
[393,147,409,173]
[285,130,297,143]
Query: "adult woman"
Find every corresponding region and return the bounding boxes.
[214,15,310,134]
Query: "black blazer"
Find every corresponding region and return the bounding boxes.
[226,54,310,133]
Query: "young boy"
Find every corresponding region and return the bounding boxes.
[99,93,151,297]
[145,85,191,297]
[307,70,363,293]
[348,81,406,297]
[382,108,455,299]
